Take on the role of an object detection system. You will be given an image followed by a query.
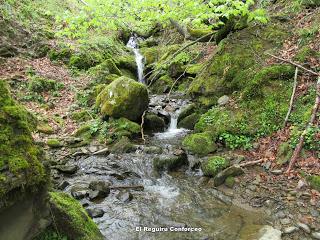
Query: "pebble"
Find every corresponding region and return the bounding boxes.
[283,226,298,234]
[57,180,70,190]
[275,211,286,219]
[297,222,311,233]
[310,209,319,217]
[311,232,320,240]
[280,218,291,225]
[86,208,104,218]
[271,170,282,175]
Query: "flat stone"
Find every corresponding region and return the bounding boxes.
[71,190,87,200]
[283,226,298,234]
[311,232,320,240]
[217,95,230,106]
[88,145,99,153]
[88,180,111,200]
[86,208,104,218]
[297,222,311,233]
[55,165,78,174]
[275,211,286,219]
[271,170,283,175]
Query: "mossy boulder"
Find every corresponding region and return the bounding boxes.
[177,104,196,123]
[96,76,149,121]
[149,75,174,94]
[49,192,103,240]
[182,132,217,156]
[177,113,201,130]
[144,113,166,132]
[71,110,92,123]
[201,156,230,177]
[0,80,46,206]
[153,150,188,172]
[141,47,159,65]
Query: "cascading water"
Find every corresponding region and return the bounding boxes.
[126,36,145,84]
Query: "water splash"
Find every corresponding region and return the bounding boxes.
[127,36,145,84]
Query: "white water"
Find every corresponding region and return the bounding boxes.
[126,36,145,84]
[155,108,188,140]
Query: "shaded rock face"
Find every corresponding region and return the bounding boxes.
[96,76,149,121]
[153,149,188,172]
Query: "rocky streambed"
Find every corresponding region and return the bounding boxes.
[48,94,299,240]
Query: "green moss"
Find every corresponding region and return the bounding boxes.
[47,138,63,148]
[71,110,92,123]
[187,27,213,39]
[0,80,46,199]
[294,46,320,63]
[28,75,64,93]
[69,48,105,70]
[37,122,54,134]
[150,75,174,94]
[141,47,159,65]
[307,175,320,192]
[182,132,217,156]
[49,192,103,240]
[225,176,235,188]
[277,142,293,165]
[201,156,229,177]
[110,136,136,153]
[188,23,291,97]
[144,113,165,132]
[177,113,201,130]
[96,76,149,121]
[114,55,137,72]
[88,59,122,84]
[48,45,73,63]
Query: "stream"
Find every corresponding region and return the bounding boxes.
[57,39,271,240]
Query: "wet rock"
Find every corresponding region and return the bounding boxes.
[158,110,171,124]
[297,222,311,233]
[217,95,230,106]
[110,136,136,154]
[177,104,196,123]
[55,165,78,174]
[88,180,111,199]
[144,146,163,154]
[283,226,298,234]
[213,165,244,187]
[80,199,91,207]
[116,191,133,203]
[275,211,286,219]
[144,113,166,132]
[71,187,88,200]
[153,150,188,172]
[87,208,104,218]
[312,232,320,240]
[257,225,282,240]
[58,180,70,190]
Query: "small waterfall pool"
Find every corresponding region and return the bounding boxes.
[127,36,145,84]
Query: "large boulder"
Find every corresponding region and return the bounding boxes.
[182,132,217,156]
[96,77,149,121]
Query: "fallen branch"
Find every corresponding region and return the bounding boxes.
[284,67,299,127]
[239,159,265,167]
[147,32,215,87]
[287,76,320,172]
[266,53,319,76]
[141,110,146,144]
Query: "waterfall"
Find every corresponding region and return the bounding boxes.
[126,36,145,84]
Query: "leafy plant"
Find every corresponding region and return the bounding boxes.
[219,133,252,150]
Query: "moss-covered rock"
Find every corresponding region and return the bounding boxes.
[141,47,159,65]
[37,122,54,134]
[110,136,136,153]
[96,76,149,121]
[88,59,122,84]
[177,113,201,130]
[153,150,188,172]
[188,22,291,98]
[182,132,217,156]
[28,75,64,93]
[149,75,174,94]
[225,176,235,188]
[71,110,92,123]
[0,80,46,205]
[49,192,103,240]
[201,156,230,177]
[144,113,166,132]
[187,27,214,40]
[47,138,63,148]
